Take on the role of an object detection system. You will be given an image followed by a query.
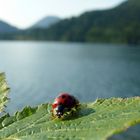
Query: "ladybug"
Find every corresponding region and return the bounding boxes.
[52,93,79,118]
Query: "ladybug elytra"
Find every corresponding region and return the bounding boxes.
[52,93,79,118]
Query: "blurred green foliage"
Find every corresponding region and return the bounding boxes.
[0,73,10,113]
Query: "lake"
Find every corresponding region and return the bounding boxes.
[0,41,140,112]
[0,41,140,139]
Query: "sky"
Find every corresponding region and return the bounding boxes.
[0,0,125,29]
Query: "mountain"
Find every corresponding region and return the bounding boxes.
[30,16,60,29]
[23,0,139,44]
[1,0,140,44]
[0,20,18,33]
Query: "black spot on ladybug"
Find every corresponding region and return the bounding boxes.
[62,95,66,98]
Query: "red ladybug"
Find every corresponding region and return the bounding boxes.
[52,93,79,118]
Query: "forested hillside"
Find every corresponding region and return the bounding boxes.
[0,0,140,44]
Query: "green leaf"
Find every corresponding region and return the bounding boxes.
[0,97,140,140]
[0,73,10,113]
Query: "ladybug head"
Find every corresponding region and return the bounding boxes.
[55,104,65,118]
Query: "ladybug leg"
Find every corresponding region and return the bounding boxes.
[56,111,63,118]
[57,113,62,118]
[51,110,56,119]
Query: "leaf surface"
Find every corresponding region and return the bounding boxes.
[0,97,140,140]
[0,73,10,113]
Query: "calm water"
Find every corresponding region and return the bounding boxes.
[0,41,140,139]
[0,41,140,112]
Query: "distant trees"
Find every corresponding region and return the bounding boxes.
[0,0,140,44]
